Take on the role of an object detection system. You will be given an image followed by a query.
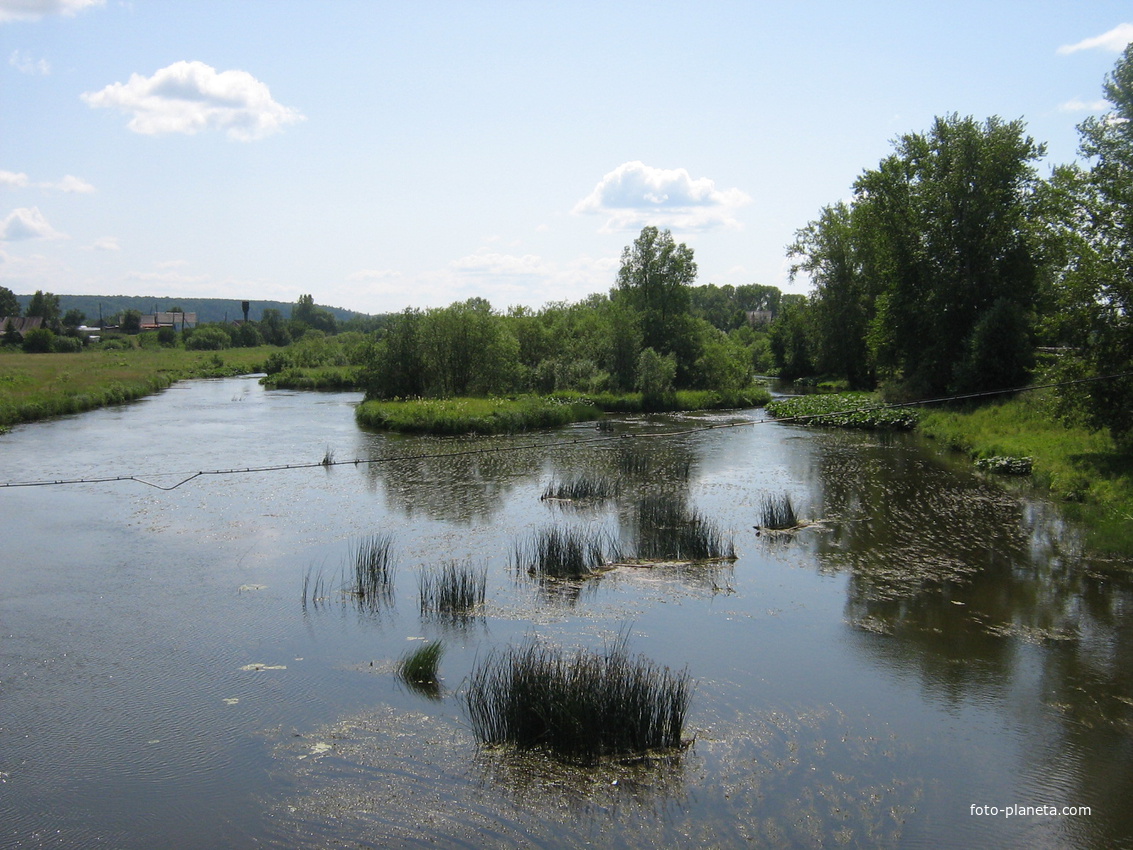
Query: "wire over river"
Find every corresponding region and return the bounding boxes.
[1,371,1128,491]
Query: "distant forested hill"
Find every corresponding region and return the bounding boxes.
[11,294,364,324]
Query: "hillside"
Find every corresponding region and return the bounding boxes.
[11,294,365,325]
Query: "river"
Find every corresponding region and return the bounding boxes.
[1,376,1130,849]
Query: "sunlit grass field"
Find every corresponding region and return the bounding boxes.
[0,346,272,429]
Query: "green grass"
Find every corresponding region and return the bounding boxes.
[356,387,772,435]
[399,641,444,698]
[0,346,272,427]
[918,392,1133,553]
[463,635,692,763]
[766,392,920,430]
[418,559,487,618]
[513,525,612,580]
[259,365,362,390]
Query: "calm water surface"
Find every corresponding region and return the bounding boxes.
[1,377,1131,849]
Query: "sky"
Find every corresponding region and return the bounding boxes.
[1,1,1131,316]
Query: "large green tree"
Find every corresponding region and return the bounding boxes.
[1045,45,1133,439]
[0,285,19,318]
[614,226,697,363]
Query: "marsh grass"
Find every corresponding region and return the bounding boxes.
[463,634,692,763]
[630,493,736,562]
[347,533,396,610]
[419,559,487,619]
[399,641,444,698]
[301,565,330,611]
[513,525,611,580]
[0,347,272,427]
[541,474,621,503]
[759,493,799,530]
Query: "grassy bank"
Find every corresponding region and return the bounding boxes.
[919,393,1133,553]
[355,387,772,435]
[259,365,361,390]
[0,346,272,430]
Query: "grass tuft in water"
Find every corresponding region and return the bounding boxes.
[399,641,444,698]
[419,559,487,618]
[759,493,799,530]
[631,493,736,562]
[464,634,692,763]
[541,474,621,503]
[513,525,610,580]
[348,533,395,610]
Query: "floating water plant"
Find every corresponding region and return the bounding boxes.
[419,559,487,618]
[629,493,736,562]
[463,635,692,763]
[513,525,610,580]
[540,474,621,503]
[347,533,396,610]
[399,640,444,698]
[759,493,800,531]
[766,393,919,430]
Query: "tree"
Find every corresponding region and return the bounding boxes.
[0,285,18,318]
[1045,45,1133,439]
[62,308,86,329]
[292,294,337,334]
[121,309,142,334]
[788,201,875,387]
[26,291,61,328]
[614,226,697,368]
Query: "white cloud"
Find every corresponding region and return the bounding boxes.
[0,206,64,240]
[1059,97,1110,112]
[126,270,210,285]
[573,161,751,232]
[0,170,95,192]
[81,60,305,141]
[88,236,119,251]
[0,0,103,23]
[451,250,549,277]
[1058,23,1133,54]
[8,50,49,74]
[0,170,30,189]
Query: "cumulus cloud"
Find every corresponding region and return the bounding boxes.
[88,236,119,251]
[0,0,103,23]
[573,161,750,232]
[9,50,49,74]
[1058,23,1133,54]
[0,206,64,240]
[81,60,305,141]
[0,170,94,192]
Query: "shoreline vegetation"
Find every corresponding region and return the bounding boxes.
[0,347,273,431]
[355,388,772,435]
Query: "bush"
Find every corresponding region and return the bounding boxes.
[22,328,55,353]
[184,326,231,351]
[50,335,83,353]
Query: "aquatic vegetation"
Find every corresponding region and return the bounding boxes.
[974,455,1033,475]
[513,525,611,580]
[463,635,692,762]
[540,474,621,503]
[759,493,799,530]
[629,493,736,562]
[399,641,444,698]
[301,566,330,610]
[418,559,487,618]
[766,392,919,430]
[347,533,396,610]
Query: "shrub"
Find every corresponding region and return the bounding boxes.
[22,328,54,353]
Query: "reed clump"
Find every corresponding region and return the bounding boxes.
[419,559,487,618]
[513,525,610,580]
[399,640,444,698]
[540,474,621,503]
[759,493,799,530]
[463,636,692,763]
[631,493,736,562]
[348,533,396,610]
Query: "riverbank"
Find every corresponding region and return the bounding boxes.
[0,347,273,430]
[355,388,772,435]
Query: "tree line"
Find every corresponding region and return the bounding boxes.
[772,44,1133,443]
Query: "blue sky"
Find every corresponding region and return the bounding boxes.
[1,1,1130,315]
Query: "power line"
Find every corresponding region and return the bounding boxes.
[1,370,1128,491]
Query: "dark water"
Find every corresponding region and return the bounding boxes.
[1,377,1130,849]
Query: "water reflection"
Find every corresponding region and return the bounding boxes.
[806,428,1133,844]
